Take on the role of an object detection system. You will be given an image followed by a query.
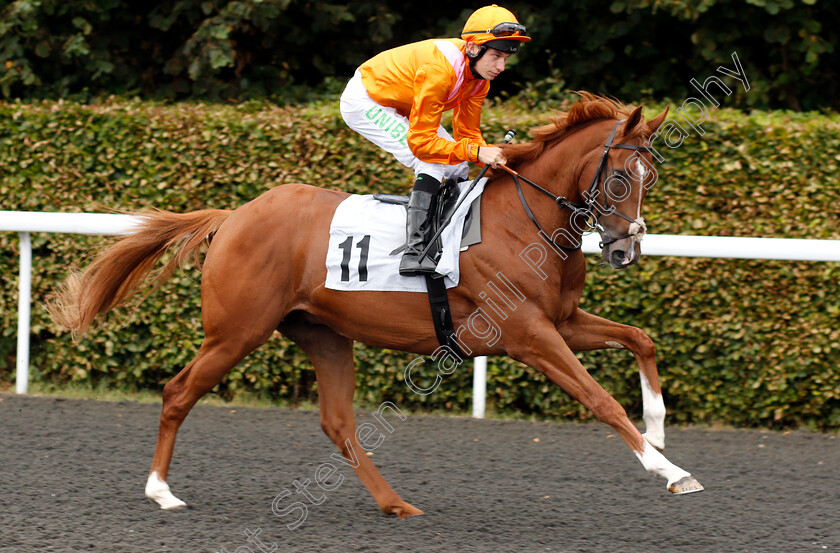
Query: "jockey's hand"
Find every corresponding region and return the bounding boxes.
[478,146,507,168]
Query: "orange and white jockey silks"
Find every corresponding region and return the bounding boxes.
[340,38,490,182]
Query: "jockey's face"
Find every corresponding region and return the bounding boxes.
[467,43,513,80]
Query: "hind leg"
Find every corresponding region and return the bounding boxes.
[145,330,270,508]
[280,320,423,518]
[146,247,284,508]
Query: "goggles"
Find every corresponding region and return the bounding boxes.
[462,22,527,38]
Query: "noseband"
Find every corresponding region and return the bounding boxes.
[503,120,652,252]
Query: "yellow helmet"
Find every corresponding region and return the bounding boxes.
[461,4,530,53]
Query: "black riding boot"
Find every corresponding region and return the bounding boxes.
[399,174,440,276]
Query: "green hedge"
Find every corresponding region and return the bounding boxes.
[1,97,839,429]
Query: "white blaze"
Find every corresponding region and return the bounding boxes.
[634,159,647,219]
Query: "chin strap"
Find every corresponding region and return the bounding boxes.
[466,46,487,79]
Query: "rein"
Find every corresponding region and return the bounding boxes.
[500,120,652,252]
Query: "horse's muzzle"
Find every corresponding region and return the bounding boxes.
[602,217,645,269]
[603,232,644,269]
[607,243,641,269]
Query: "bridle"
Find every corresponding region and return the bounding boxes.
[500,120,653,252]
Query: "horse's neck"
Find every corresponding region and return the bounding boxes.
[489,138,591,248]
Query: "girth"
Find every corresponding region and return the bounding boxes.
[374,180,468,360]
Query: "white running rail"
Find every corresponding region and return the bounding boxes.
[2,211,839,411]
[2,212,141,394]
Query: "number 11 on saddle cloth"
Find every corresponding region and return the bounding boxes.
[324,179,487,293]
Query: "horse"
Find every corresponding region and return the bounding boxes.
[47,93,703,518]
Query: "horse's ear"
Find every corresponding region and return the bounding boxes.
[646,106,670,135]
[622,106,644,136]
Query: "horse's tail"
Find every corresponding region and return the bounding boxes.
[47,208,231,336]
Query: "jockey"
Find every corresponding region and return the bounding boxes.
[339,5,530,276]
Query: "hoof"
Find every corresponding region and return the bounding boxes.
[386,502,424,519]
[642,432,664,451]
[668,475,704,495]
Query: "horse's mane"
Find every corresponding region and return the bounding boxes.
[501,92,646,167]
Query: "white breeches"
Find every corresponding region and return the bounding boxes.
[339,70,469,183]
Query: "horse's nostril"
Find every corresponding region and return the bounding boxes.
[611,250,626,266]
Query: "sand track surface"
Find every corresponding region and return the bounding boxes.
[1,395,837,552]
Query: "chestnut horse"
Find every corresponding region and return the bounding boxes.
[49,94,703,517]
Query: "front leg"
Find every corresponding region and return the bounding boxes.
[558,308,666,450]
[508,316,702,494]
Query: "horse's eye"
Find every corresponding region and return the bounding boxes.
[606,171,631,201]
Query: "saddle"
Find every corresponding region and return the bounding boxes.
[374,179,480,360]
[374,179,482,258]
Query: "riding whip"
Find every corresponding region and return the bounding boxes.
[418,129,516,263]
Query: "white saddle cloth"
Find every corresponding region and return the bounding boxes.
[325,179,486,292]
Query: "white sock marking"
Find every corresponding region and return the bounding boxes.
[640,373,666,450]
[145,471,187,509]
[634,440,690,486]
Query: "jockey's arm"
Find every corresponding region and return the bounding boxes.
[407,64,485,166]
[452,80,489,145]
[452,79,505,168]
